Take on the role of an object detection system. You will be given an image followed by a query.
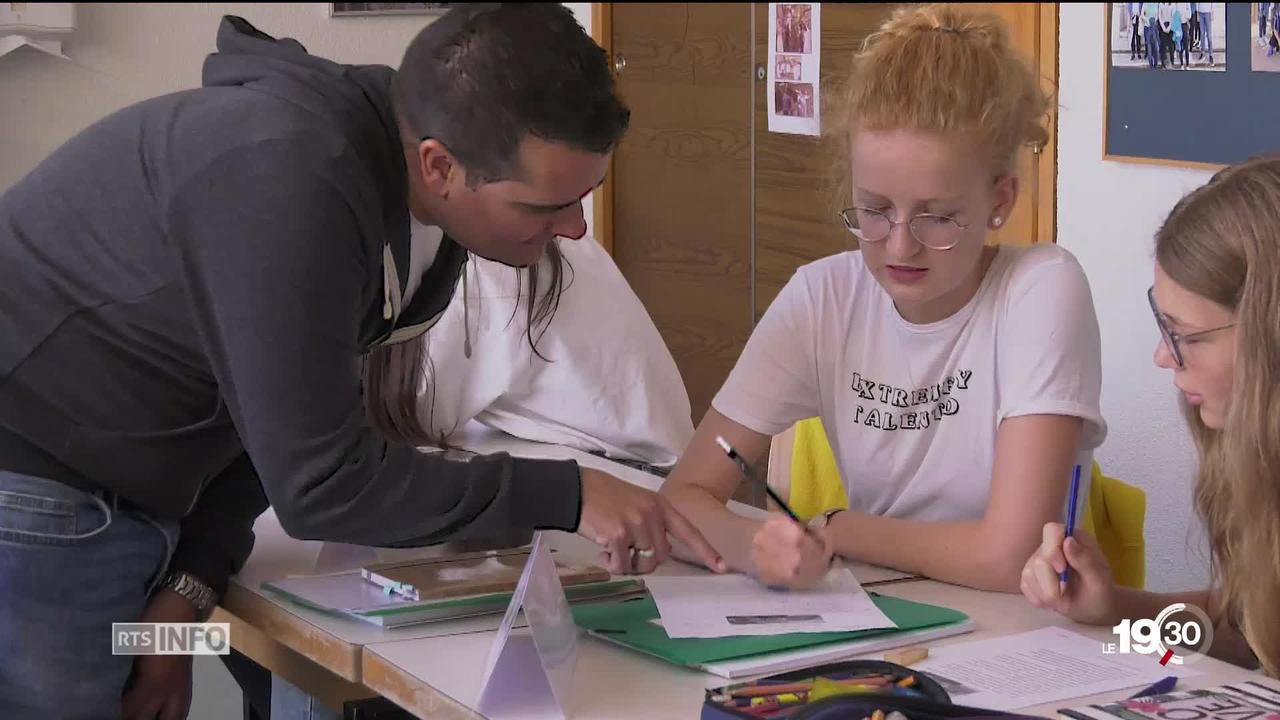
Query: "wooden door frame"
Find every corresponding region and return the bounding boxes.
[1037,3,1059,243]
[595,2,1059,250]
[592,2,615,255]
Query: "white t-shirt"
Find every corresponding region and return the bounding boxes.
[712,244,1107,522]
[414,231,694,468]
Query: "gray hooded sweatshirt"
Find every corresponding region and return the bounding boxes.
[0,16,581,596]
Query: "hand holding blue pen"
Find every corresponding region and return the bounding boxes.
[1060,464,1082,584]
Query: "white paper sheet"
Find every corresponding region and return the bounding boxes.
[914,626,1202,711]
[767,2,821,136]
[644,567,895,639]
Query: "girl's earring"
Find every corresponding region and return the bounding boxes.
[991,216,1004,228]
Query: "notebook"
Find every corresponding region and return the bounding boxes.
[360,549,610,601]
[572,591,973,678]
[1058,679,1280,720]
[263,549,633,629]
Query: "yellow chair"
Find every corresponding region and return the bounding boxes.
[766,417,846,522]
[770,417,1146,589]
[1079,462,1146,588]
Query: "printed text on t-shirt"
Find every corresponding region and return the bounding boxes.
[849,370,974,431]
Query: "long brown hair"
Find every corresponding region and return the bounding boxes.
[1155,154,1280,677]
[361,240,569,447]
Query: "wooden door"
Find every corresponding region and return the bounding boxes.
[751,3,893,318]
[752,3,1058,316]
[609,3,754,424]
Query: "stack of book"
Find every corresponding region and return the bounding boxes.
[263,547,643,628]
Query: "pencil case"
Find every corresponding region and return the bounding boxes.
[702,659,1038,720]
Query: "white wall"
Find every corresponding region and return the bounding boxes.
[1057,4,1215,593]
[0,2,595,234]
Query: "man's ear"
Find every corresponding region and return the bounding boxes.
[417,138,459,197]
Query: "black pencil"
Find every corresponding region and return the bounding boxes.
[715,435,804,524]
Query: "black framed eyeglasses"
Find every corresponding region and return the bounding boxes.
[838,206,969,251]
[1147,286,1236,368]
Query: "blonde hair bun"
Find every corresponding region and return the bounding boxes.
[836,3,1050,174]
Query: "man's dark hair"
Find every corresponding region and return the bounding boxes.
[391,3,630,184]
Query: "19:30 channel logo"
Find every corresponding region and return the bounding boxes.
[1103,603,1214,665]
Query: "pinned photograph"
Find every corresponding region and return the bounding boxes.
[1109,3,1226,71]
[776,4,813,54]
[774,82,815,119]
[331,3,453,17]
[1252,3,1280,72]
[775,55,803,81]
[768,3,821,136]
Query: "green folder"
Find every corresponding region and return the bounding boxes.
[572,592,968,667]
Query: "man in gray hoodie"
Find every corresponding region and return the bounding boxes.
[0,5,723,717]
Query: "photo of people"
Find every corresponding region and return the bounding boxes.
[330,3,452,16]
[1109,3,1227,71]
[774,82,815,118]
[776,55,803,81]
[1252,3,1280,71]
[776,4,813,54]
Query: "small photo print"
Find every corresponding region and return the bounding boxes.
[1109,3,1227,72]
[725,614,822,625]
[331,3,453,16]
[776,4,814,54]
[1252,3,1280,72]
[774,82,815,118]
[776,54,803,81]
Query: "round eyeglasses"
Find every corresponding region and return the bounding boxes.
[1147,286,1236,368]
[838,206,969,251]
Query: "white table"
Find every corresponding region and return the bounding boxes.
[361,577,1268,719]
[219,423,917,707]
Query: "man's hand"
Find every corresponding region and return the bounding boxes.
[121,588,197,720]
[578,467,727,575]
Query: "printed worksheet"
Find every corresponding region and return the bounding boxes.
[644,567,895,638]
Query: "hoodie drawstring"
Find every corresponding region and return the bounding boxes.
[382,243,401,323]
[462,263,472,359]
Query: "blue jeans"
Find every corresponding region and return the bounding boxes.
[1145,25,1160,66]
[0,472,178,719]
[1199,11,1213,55]
[271,675,343,720]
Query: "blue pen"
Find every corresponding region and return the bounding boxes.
[1129,676,1178,699]
[1061,464,1082,583]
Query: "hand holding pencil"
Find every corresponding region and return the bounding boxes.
[716,435,834,588]
[750,515,835,589]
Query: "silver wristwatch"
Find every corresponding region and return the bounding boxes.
[161,571,218,621]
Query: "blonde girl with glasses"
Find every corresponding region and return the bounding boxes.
[659,3,1107,592]
[1022,155,1280,677]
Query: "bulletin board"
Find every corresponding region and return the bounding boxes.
[1104,3,1280,169]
